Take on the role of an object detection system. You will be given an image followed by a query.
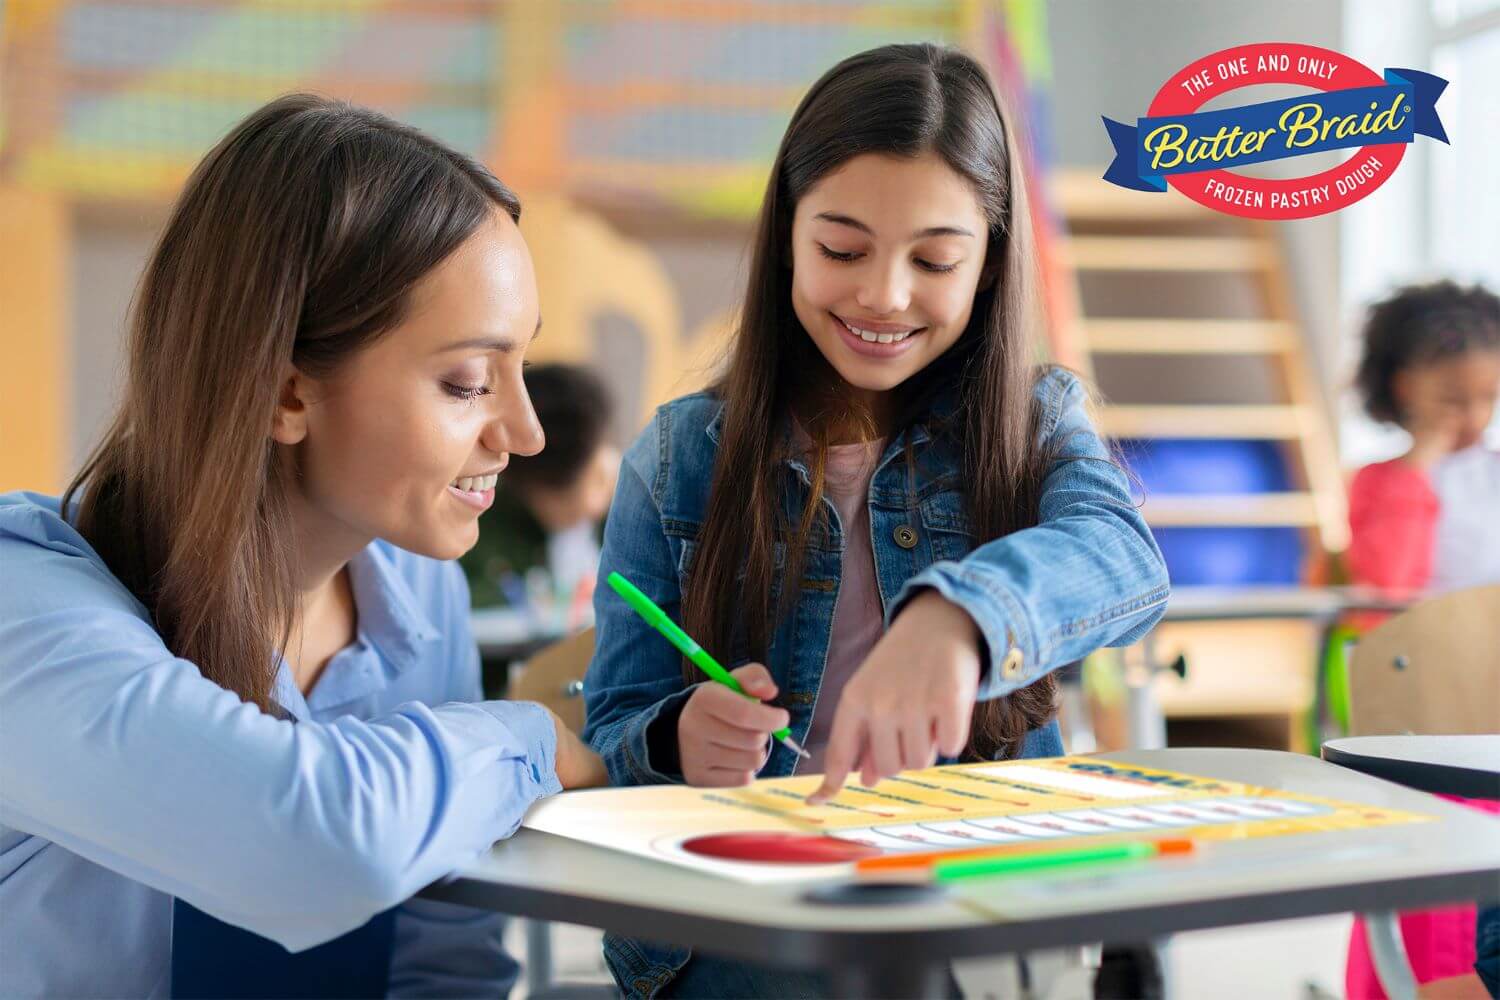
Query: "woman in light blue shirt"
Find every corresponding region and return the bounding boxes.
[0,94,604,997]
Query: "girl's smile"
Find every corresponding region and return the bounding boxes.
[831,312,927,358]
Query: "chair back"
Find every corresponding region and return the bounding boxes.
[1349,585,1500,736]
[508,627,595,732]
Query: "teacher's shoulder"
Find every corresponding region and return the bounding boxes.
[0,491,149,620]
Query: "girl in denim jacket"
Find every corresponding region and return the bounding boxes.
[583,43,1170,998]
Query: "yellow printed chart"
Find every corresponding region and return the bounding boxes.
[521,757,1432,883]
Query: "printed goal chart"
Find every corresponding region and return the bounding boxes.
[521,756,1432,883]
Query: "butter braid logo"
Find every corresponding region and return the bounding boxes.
[1102,42,1448,219]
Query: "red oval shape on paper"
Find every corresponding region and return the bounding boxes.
[680,832,883,864]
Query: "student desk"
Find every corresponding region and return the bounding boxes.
[1160,585,1412,623]
[470,607,567,662]
[469,607,570,698]
[421,748,1500,999]
[1116,587,1419,750]
[1323,735,1500,799]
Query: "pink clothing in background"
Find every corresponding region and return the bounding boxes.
[1347,458,1440,593]
[1348,446,1500,594]
[801,439,886,774]
[1346,797,1500,999]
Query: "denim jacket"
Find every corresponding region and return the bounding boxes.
[582,366,1169,997]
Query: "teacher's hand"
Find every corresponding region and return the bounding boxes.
[807,590,982,805]
[550,710,608,789]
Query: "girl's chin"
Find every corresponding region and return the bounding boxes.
[846,373,912,394]
[828,354,922,393]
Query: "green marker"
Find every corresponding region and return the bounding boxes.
[934,841,1154,883]
[606,571,810,760]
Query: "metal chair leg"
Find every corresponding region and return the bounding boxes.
[1364,910,1418,1000]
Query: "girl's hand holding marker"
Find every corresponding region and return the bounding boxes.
[605,571,810,788]
[677,663,791,787]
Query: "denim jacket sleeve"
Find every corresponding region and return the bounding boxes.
[582,414,696,787]
[889,368,1170,701]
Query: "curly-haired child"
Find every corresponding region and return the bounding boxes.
[1345,279,1500,998]
[1348,280,1500,595]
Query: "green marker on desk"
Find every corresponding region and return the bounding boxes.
[934,841,1156,883]
[606,571,811,760]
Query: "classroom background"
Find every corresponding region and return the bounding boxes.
[2,1,1495,996]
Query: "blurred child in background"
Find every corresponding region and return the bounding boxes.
[462,363,619,613]
[1349,280,1500,595]
[1345,279,1500,999]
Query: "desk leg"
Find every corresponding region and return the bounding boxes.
[828,959,950,999]
[1364,911,1418,1000]
[523,919,554,996]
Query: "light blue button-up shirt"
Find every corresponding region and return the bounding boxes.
[0,492,561,998]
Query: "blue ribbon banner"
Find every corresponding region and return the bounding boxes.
[1103,68,1447,192]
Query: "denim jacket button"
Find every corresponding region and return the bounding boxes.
[893,525,919,549]
[1000,646,1024,680]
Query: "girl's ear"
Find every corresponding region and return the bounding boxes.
[270,367,313,445]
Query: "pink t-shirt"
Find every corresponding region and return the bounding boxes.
[801,438,887,774]
[1347,443,1500,594]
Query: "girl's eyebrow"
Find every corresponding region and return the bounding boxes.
[813,211,975,240]
[434,316,543,355]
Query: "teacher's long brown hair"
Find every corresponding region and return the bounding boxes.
[62,95,521,711]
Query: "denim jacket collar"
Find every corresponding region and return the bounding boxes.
[701,389,962,488]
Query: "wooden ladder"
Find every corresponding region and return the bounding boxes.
[1049,169,1348,558]
[1048,170,1349,751]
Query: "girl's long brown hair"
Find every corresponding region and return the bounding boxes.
[680,43,1059,761]
[61,94,520,711]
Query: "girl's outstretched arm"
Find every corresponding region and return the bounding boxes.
[889,368,1169,698]
[811,368,1170,801]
